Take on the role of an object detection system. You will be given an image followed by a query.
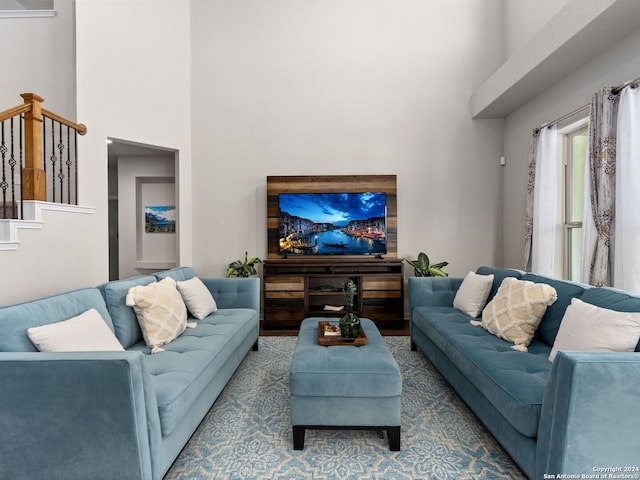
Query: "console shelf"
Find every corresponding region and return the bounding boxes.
[263,258,404,330]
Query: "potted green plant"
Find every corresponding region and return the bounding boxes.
[226,252,262,278]
[404,252,448,277]
[339,280,360,339]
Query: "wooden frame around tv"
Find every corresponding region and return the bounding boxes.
[266,174,397,260]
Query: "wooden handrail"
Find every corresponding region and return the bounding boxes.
[0,93,87,203]
[0,95,87,135]
[41,108,87,136]
[0,103,31,123]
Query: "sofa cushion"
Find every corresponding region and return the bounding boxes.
[27,308,125,352]
[550,298,640,362]
[479,277,557,351]
[521,273,588,347]
[177,277,217,320]
[579,287,640,352]
[129,308,259,437]
[155,266,197,282]
[126,277,189,353]
[98,275,157,349]
[0,288,113,352]
[412,305,551,437]
[475,266,523,303]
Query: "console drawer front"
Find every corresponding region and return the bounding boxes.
[362,276,402,291]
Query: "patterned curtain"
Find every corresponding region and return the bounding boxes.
[523,129,539,270]
[587,87,620,286]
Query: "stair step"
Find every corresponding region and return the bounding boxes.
[0,219,43,250]
[0,201,95,250]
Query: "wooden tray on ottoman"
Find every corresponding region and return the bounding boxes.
[318,321,367,346]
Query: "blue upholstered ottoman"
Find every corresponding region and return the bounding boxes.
[289,317,402,450]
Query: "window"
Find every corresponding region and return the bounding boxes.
[562,124,588,282]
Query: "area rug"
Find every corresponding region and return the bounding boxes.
[164,336,526,479]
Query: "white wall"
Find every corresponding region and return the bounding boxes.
[502,0,569,60]
[0,0,75,115]
[190,0,505,278]
[0,0,98,305]
[0,207,101,305]
[2,0,507,305]
[0,0,192,305]
[501,25,640,269]
[75,0,193,283]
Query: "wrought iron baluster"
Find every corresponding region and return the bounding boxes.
[66,125,71,204]
[36,114,82,206]
[50,117,56,202]
[58,121,64,203]
[1,121,7,218]
[20,116,23,219]
[74,129,78,204]
[9,117,17,218]
[42,114,46,178]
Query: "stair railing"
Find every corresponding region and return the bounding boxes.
[0,93,87,219]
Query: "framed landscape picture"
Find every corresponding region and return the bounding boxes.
[145,205,176,233]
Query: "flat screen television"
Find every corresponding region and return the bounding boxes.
[278,192,387,256]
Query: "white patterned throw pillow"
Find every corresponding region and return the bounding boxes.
[126,277,194,353]
[471,277,557,352]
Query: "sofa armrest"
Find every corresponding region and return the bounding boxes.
[537,351,640,478]
[202,277,260,311]
[0,351,154,480]
[408,276,464,312]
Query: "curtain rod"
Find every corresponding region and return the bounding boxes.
[538,103,590,131]
[533,75,640,133]
[612,76,640,94]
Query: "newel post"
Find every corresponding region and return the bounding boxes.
[20,93,46,201]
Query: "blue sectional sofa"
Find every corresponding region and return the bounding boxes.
[409,266,640,480]
[0,267,260,480]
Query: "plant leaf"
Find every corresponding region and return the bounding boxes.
[416,252,430,270]
[431,261,449,269]
[403,258,419,269]
[428,267,448,277]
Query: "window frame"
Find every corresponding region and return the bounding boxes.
[561,123,588,281]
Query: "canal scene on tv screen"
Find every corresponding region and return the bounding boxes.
[279,192,386,255]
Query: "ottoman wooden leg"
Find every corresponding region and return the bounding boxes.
[293,426,305,450]
[387,426,401,451]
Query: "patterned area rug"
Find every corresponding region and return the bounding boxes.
[164,336,526,479]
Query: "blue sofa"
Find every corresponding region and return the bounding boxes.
[0,266,260,480]
[409,266,640,480]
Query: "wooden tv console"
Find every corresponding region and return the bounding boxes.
[262,258,404,330]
